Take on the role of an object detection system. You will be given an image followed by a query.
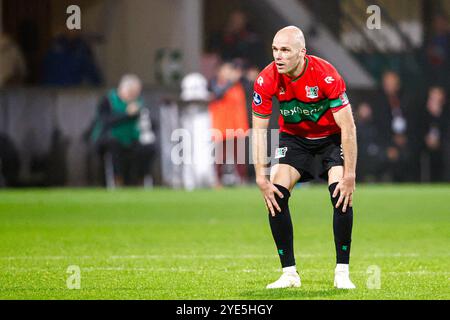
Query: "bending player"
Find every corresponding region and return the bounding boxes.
[252,26,357,289]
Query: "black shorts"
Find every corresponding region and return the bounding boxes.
[273,132,344,183]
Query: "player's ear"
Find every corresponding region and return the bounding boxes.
[298,47,306,58]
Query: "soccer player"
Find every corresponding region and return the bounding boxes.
[252,26,357,289]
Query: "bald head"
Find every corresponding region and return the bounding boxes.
[272,26,307,76]
[274,26,306,50]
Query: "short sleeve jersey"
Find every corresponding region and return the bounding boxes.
[252,55,350,138]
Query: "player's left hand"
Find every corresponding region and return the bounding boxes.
[332,175,355,213]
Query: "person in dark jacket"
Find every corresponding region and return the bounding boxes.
[418,86,449,182]
[354,102,382,182]
[374,71,415,182]
[42,30,102,86]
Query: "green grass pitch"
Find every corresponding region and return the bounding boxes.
[0,185,449,300]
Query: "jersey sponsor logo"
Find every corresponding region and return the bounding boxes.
[279,98,333,123]
[305,86,319,99]
[280,104,326,122]
[257,76,264,86]
[274,147,287,159]
[339,92,349,105]
[324,76,335,84]
[253,92,262,106]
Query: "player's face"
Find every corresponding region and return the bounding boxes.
[272,41,304,75]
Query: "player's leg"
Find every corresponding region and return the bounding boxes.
[328,166,355,289]
[266,163,301,289]
[269,163,300,267]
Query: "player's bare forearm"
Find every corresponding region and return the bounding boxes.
[341,121,357,179]
[333,105,357,178]
[332,105,357,211]
[252,115,270,183]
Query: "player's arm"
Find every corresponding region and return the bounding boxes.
[332,105,357,211]
[251,71,283,215]
[252,115,270,182]
[252,115,283,215]
[320,63,356,212]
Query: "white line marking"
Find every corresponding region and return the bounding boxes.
[2,252,444,261]
[3,267,450,276]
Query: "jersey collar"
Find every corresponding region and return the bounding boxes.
[289,57,309,83]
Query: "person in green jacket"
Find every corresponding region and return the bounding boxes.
[91,74,156,186]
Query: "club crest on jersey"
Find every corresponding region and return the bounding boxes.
[253,92,262,106]
[274,147,287,159]
[305,86,319,99]
[279,87,286,95]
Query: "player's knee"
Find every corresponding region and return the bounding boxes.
[270,164,300,191]
[273,183,291,208]
[328,182,353,214]
[328,166,344,185]
[328,182,339,206]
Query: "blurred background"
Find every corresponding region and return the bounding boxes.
[0,0,449,189]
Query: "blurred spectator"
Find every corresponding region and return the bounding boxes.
[241,64,261,129]
[0,33,27,87]
[374,70,415,182]
[418,86,448,182]
[42,30,102,87]
[244,65,260,84]
[209,10,266,68]
[209,61,249,186]
[200,51,222,82]
[424,14,450,87]
[17,18,40,84]
[89,75,156,187]
[354,102,382,182]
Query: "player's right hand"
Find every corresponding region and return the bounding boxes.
[256,177,284,216]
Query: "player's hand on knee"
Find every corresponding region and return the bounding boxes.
[256,178,283,216]
[333,182,349,212]
[348,194,353,209]
[333,176,355,213]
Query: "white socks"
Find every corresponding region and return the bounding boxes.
[335,263,349,273]
[282,266,297,274]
